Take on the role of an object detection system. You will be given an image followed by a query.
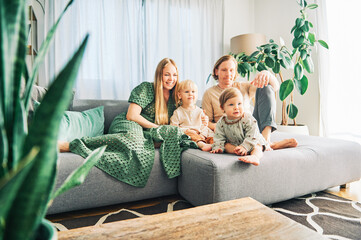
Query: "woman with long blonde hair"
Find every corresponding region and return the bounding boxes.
[60,58,197,187]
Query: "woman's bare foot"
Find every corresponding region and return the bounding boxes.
[197,141,212,152]
[270,138,298,150]
[58,141,70,152]
[238,155,260,166]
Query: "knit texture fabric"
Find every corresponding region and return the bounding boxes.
[69,82,197,187]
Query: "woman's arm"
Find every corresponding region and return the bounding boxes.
[126,103,159,129]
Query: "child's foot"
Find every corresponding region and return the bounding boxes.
[201,144,212,152]
[238,155,260,166]
[270,138,298,150]
[58,141,70,152]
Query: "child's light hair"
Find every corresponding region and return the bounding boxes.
[219,87,243,109]
[175,79,198,106]
[154,58,179,125]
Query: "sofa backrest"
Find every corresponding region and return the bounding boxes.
[71,99,129,133]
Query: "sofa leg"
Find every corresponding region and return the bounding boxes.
[340,183,350,189]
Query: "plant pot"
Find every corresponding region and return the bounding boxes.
[35,219,57,240]
[276,124,309,135]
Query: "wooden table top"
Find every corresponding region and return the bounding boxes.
[58,197,326,239]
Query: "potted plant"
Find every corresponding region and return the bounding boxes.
[0,0,105,239]
[231,0,328,133]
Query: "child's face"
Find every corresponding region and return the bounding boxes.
[221,95,244,120]
[178,85,198,106]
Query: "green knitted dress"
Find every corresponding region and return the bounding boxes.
[69,82,197,187]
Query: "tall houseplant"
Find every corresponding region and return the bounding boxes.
[231,0,328,126]
[0,0,105,239]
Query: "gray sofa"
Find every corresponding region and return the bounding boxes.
[47,99,361,215]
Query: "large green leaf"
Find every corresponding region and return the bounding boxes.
[23,0,75,111]
[279,79,294,101]
[272,62,281,74]
[265,57,275,68]
[52,146,106,200]
[287,103,298,119]
[292,35,305,48]
[4,35,89,240]
[302,56,314,73]
[294,75,308,95]
[0,147,38,239]
[294,62,304,80]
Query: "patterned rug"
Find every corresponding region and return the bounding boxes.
[49,192,361,239]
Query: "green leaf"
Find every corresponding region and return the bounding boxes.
[291,25,297,34]
[279,80,294,101]
[52,146,106,200]
[302,56,314,73]
[243,62,252,72]
[265,57,275,68]
[301,22,310,32]
[292,36,305,48]
[206,73,212,84]
[295,18,305,28]
[307,4,318,9]
[257,63,267,72]
[308,32,316,45]
[318,40,329,49]
[23,0,76,111]
[256,54,263,64]
[0,147,38,235]
[272,62,281,74]
[287,103,298,119]
[294,75,308,95]
[294,63,304,80]
[300,49,307,60]
[5,35,89,240]
[249,51,260,59]
[294,28,303,38]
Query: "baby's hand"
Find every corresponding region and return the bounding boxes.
[201,110,209,126]
[234,146,248,156]
[210,148,223,154]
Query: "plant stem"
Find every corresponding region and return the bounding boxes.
[278,72,288,126]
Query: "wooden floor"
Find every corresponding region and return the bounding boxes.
[48,179,361,222]
[325,179,361,202]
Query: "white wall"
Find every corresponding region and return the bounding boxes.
[223,0,255,54]
[224,0,321,135]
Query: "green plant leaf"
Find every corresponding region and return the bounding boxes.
[318,40,329,49]
[301,21,310,32]
[294,75,308,95]
[294,63,304,80]
[287,103,298,119]
[294,28,303,38]
[206,73,212,84]
[302,56,314,73]
[272,62,281,74]
[257,63,267,72]
[292,36,305,48]
[279,80,294,101]
[23,0,75,111]
[249,51,260,59]
[300,49,307,60]
[4,35,89,240]
[256,54,263,63]
[243,62,252,72]
[307,4,318,9]
[265,57,275,68]
[308,32,315,45]
[51,146,106,200]
[0,147,38,236]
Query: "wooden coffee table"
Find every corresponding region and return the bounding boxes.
[58,197,326,239]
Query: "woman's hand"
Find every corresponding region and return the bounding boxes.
[210,148,223,154]
[234,145,248,156]
[201,110,209,127]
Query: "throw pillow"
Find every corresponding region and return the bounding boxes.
[58,106,105,142]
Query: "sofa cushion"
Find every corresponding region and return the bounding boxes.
[58,106,104,142]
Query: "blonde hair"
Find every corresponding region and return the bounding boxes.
[212,55,239,81]
[219,87,243,109]
[154,58,179,125]
[175,79,198,106]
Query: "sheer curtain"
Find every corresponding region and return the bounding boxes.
[46,0,223,100]
[143,0,223,97]
[46,0,143,100]
[317,0,361,143]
